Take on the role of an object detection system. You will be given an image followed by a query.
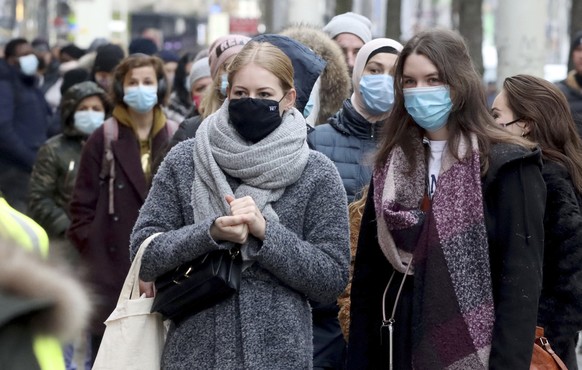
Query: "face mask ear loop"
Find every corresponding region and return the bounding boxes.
[278,91,289,112]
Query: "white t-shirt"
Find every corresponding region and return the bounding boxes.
[427,140,447,199]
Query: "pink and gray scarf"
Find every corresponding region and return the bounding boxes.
[374,133,494,369]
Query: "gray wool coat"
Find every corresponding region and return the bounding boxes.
[129,139,350,370]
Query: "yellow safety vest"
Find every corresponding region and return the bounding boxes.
[0,197,49,258]
[0,197,65,370]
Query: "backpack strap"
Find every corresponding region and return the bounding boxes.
[100,117,119,215]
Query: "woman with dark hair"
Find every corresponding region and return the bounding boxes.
[347,29,546,369]
[164,52,196,122]
[492,74,582,369]
[67,54,175,364]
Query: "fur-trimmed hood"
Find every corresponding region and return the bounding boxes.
[281,24,351,125]
[0,239,91,342]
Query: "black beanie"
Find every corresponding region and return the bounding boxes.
[128,38,158,56]
[571,31,582,54]
[61,68,90,95]
[60,44,86,60]
[94,44,125,73]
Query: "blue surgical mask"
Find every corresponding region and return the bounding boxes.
[403,85,452,132]
[303,95,315,118]
[18,54,39,76]
[220,73,228,96]
[123,85,158,113]
[74,111,105,135]
[359,74,395,115]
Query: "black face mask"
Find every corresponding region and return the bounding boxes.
[228,96,284,143]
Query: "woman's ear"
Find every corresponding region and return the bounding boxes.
[284,88,296,110]
[522,120,532,136]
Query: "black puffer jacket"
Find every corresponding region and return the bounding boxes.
[537,160,582,369]
[28,81,108,237]
[308,99,382,203]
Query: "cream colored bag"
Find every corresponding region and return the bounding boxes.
[93,233,167,370]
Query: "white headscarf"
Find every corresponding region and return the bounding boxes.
[350,38,403,122]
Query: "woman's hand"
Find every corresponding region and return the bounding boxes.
[225,195,266,241]
[210,214,249,244]
[139,279,155,297]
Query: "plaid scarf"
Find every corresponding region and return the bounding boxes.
[373,134,494,369]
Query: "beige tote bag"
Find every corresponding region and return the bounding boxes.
[93,233,167,370]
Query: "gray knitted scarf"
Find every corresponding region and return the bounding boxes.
[192,100,310,260]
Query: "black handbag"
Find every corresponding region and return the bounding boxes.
[151,246,242,324]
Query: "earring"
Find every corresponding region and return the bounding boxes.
[521,130,526,137]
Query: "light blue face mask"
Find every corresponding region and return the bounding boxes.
[123,85,158,113]
[74,111,105,135]
[359,74,395,115]
[18,54,39,76]
[220,73,228,96]
[303,95,315,118]
[403,85,452,132]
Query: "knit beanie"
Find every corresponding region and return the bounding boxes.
[187,57,211,91]
[208,35,251,80]
[128,37,158,56]
[60,68,90,95]
[93,44,125,73]
[158,49,180,63]
[89,37,109,52]
[323,12,373,44]
[60,44,86,60]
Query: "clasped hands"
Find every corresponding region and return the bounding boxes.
[141,195,265,297]
[210,195,266,244]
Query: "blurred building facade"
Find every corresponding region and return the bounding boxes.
[0,0,574,82]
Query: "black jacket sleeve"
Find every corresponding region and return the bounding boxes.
[484,153,546,370]
[538,162,582,338]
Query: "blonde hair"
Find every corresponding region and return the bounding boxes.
[227,41,294,94]
[198,72,226,119]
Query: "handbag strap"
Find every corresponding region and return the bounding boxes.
[117,232,163,306]
[534,326,569,370]
[382,259,413,324]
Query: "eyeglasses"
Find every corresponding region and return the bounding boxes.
[499,117,523,128]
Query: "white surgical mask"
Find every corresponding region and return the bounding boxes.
[123,85,158,113]
[18,54,39,76]
[74,111,105,135]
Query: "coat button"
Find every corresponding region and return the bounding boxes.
[109,246,116,252]
[113,216,119,221]
[117,183,125,189]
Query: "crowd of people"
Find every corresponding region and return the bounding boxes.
[0,11,581,370]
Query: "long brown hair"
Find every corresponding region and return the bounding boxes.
[375,29,532,172]
[503,74,582,192]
